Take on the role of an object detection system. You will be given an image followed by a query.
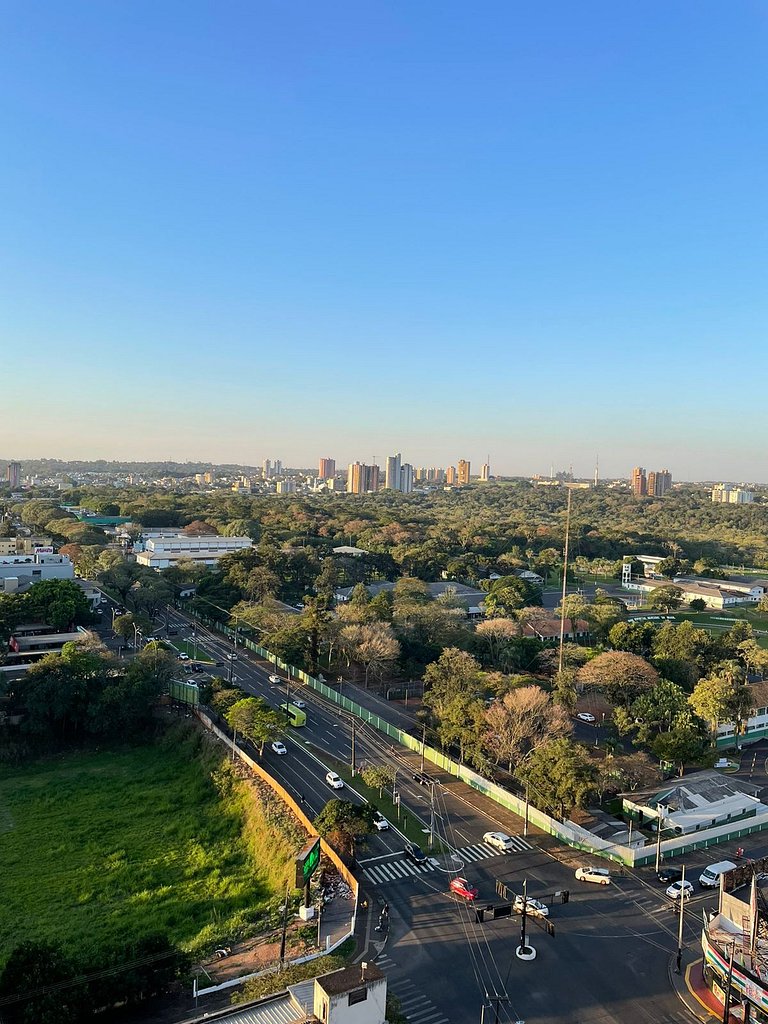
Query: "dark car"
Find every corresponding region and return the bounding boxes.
[168,628,178,636]
[191,664,203,673]
[657,866,684,884]
[412,771,432,786]
[404,842,427,865]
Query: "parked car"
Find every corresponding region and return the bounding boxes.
[269,674,281,684]
[325,772,344,790]
[271,742,287,755]
[404,842,427,865]
[576,712,596,723]
[657,867,683,884]
[575,866,612,885]
[483,831,517,853]
[666,880,694,901]
[699,860,738,889]
[513,894,549,917]
[449,877,479,901]
[373,812,389,831]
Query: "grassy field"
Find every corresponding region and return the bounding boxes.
[0,725,301,965]
[169,638,214,662]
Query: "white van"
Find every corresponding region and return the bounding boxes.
[699,860,737,889]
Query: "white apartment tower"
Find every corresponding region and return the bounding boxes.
[385,453,402,491]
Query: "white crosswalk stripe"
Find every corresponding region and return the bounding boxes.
[389,981,449,1023]
[363,835,532,885]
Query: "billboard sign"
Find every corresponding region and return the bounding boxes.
[295,838,321,889]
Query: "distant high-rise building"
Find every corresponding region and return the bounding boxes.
[276,479,296,494]
[347,462,379,494]
[262,459,272,479]
[457,460,471,486]
[415,467,427,482]
[631,466,647,497]
[647,469,672,496]
[712,484,754,505]
[5,462,20,489]
[446,465,458,485]
[318,457,336,480]
[400,463,414,494]
[480,461,490,482]
[203,471,214,484]
[194,473,205,485]
[385,453,402,491]
[273,459,282,477]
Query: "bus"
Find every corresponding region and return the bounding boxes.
[279,702,307,727]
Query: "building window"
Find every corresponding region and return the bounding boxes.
[348,987,368,1006]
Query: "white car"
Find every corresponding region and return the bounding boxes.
[226,653,238,661]
[177,652,189,660]
[326,772,344,790]
[373,812,389,831]
[291,699,306,709]
[271,741,287,756]
[513,894,549,918]
[576,712,596,723]
[666,880,694,901]
[575,866,611,885]
[268,674,281,684]
[483,831,517,853]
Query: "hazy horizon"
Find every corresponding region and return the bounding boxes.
[3,3,767,480]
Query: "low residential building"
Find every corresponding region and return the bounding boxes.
[712,484,755,504]
[622,771,765,836]
[622,574,763,609]
[716,681,768,748]
[332,545,368,557]
[521,617,590,642]
[135,535,252,570]
[2,622,88,676]
[0,553,74,591]
[179,963,386,1024]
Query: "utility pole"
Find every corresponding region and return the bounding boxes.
[655,819,663,874]
[675,864,686,974]
[351,720,356,777]
[722,941,735,1024]
[524,782,529,838]
[429,782,436,848]
[420,724,426,773]
[279,884,290,968]
[557,487,572,677]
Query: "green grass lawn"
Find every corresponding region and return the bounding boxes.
[0,725,296,965]
[168,638,214,662]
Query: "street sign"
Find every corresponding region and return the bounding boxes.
[295,838,321,889]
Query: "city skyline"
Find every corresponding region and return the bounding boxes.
[4,4,768,478]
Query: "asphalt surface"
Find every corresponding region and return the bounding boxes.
[92,592,752,1024]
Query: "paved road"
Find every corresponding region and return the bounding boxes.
[93,595,728,1024]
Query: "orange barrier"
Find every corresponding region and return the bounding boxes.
[195,710,357,896]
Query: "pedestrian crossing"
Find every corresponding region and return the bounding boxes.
[375,955,449,1024]
[362,837,532,885]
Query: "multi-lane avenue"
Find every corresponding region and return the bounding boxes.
[97,597,729,1024]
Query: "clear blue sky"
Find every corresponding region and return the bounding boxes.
[3,2,767,479]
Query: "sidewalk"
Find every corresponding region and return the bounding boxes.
[669,949,739,1023]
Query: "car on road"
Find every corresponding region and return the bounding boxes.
[291,699,306,709]
[325,772,344,790]
[271,742,287,755]
[657,867,684,884]
[666,880,694,901]
[191,664,204,672]
[373,812,389,831]
[146,636,159,643]
[575,866,611,885]
[449,877,479,901]
[404,842,427,865]
[177,652,189,660]
[513,894,549,918]
[269,674,281,684]
[226,653,238,661]
[168,628,178,636]
[576,712,596,723]
[483,831,517,853]
[100,596,108,604]
[412,771,432,786]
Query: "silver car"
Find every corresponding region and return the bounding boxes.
[483,831,517,853]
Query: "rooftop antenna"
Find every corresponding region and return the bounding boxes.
[594,454,599,488]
